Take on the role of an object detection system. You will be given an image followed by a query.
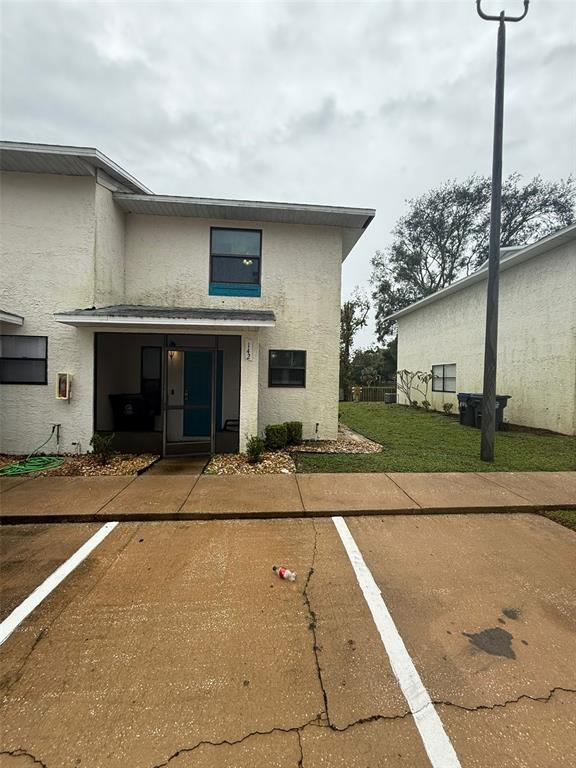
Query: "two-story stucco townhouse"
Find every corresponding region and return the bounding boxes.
[0,141,374,456]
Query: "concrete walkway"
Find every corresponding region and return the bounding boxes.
[1,470,575,523]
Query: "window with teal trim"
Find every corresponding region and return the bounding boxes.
[209,227,262,297]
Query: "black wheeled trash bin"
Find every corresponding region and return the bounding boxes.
[458,392,511,430]
[457,392,477,427]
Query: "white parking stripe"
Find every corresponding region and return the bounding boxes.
[332,516,461,768]
[0,521,119,646]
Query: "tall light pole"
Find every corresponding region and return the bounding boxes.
[477,0,529,462]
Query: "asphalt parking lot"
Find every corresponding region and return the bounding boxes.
[1,513,575,767]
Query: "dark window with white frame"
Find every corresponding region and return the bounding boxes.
[0,335,48,384]
[269,350,306,388]
[210,228,262,285]
[432,363,456,393]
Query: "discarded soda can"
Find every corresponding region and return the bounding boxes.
[272,565,297,582]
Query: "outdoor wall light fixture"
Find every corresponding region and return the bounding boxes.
[168,342,176,362]
[242,258,253,266]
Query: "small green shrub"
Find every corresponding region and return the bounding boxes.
[265,423,288,450]
[245,435,265,464]
[443,402,454,415]
[285,421,303,445]
[90,432,115,465]
[421,400,431,411]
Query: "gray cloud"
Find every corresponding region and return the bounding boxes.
[1,0,574,347]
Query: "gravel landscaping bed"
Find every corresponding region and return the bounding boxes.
[0,453,159,476]
[288,424,382,454]
[204,451,296,475]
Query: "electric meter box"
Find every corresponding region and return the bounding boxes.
[56,373,72,400]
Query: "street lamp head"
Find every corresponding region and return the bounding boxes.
[476,0,529,23]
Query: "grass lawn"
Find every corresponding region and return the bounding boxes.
[541,510,576,532]
[296,403,576,473]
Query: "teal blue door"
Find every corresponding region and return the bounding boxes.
[183,351,213,437]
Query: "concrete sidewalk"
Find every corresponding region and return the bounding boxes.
[1,470,575,523]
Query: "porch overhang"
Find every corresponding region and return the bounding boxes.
[54,304,276,330]
[0,309,24,326]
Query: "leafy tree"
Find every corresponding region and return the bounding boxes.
[372,174,575,341]
[350,341,397,386]
[340,288,370,400]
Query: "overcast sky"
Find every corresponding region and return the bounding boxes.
[1,0,574,347]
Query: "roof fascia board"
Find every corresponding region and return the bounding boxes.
[54,313,276,328]
[0,141,152,194]
[114,192,375,220]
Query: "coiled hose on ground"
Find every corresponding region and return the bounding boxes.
[0,427,65,476]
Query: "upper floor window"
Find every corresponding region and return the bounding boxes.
[209,228,262,297]
[432,363,456,393]
[0,335,48,384]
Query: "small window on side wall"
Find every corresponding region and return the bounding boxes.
[269,350,306,388]
[432,363,456,393]
[0,335,47,384]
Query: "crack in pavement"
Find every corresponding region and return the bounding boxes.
[296,729,304,768]
[434,685,576,714]
[0,748,48,767]
[301,519,330,726]
[150,718,322,768]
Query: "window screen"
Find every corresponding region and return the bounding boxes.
[0,335,48,384]
[269,350,306,388]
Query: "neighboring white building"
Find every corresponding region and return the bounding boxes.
[387,224,576,435]
[0,141,374,456]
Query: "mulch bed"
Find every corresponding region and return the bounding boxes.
[0,453,159,477]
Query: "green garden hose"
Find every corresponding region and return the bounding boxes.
[0,427,65,476]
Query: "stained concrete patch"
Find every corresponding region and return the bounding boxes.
[145,457,207,476]
[463,627,516,659]
[346,513,576,709]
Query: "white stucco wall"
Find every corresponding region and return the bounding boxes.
[94,182,125,306]
[396,240,576,435]
[1,173,345,455]
[124,215,343,440]
[0,172,97,453]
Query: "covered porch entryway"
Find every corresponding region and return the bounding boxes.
[95,332,241,456]
[54,305,276,456]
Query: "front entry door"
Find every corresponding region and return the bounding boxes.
[183,350,213,438]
